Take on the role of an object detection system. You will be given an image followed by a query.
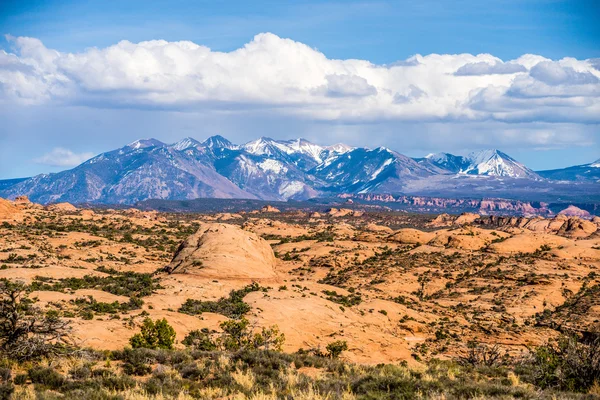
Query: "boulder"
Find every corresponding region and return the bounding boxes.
[167,223,277,279]
[47,202,77,212]
[261,205,281,213]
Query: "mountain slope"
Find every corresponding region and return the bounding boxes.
[312,147,443,194]
[537,159,600,182]
[422,149,540,179]
[0,138,592,205]
[2,139,254,204]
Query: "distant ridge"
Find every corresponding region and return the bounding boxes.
[0,136,597,204]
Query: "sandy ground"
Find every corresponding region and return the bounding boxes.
[0,198,599,364]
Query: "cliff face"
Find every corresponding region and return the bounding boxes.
[477,214,598,237]
[339,194,555,216]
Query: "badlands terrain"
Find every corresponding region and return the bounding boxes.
[1,196,599,398]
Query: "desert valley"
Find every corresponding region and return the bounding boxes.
[3,1,600,398]
[0,195,599,398]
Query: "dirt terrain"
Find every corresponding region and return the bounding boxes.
[1,197,599,366]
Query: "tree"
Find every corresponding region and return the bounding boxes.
[0,279,71,360]
[129,318,176,349]
[326,340,348,358]
[182,329,217,351]
[526,332,600,392]
[183,318,285,352]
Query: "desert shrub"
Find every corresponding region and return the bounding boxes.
[182,329,217,351]
[28,366,65,389]
[0,279,72,360]
[0,383,13,399]
[218,318,285,352]
[182,318,285,353]
[179,282,266,319]
[322,290,362,307]
[30,270,162,298]
[459,340,507,367]
[74,296,143,315]
[129,318,176,350]
[520,332,600,392]
[13,373,27,385]
[120,349,153,376]
[326,340,348,358]
[0,366,11,382]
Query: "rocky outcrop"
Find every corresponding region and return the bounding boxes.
[453,213,480,226]
[478,215,598,238]
[339,194,556,216]
[428,213,453,227]
[0,198,21,221]
[327,208,363,217]
[388,229,435,245]
[47,202,77,212]
[166,223,277,279]
[261,205,281,213]
[558,205,591,218]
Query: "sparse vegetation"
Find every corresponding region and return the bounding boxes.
[129,317,176,350]
[1,201,600,398]
[179,282,267,318]
[0,279,72,360]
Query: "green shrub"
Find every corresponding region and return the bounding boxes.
[28,366,65,389]
[179,283,266,319]
[129,318,176,350]
[522,332,600,392]
[182,329,217,351]
[0,383,13,399]
[326,340,348,358]
[30,270,162,298]
[322,290,362,307]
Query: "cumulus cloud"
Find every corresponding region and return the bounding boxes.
[529,61,599,85]
[0,33,599,124]
[454,61,526,76]
[320,74,377,97]
[393,85,426,104]
[34,148,95,167]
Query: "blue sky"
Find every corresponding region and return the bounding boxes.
[0,0,599,178]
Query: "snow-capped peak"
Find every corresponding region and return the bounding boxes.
[170,137,201,151]
[326,143,354,154]
[280,138,326,162]
[126,138,165,150]
[243,137,279,156]
[425,152,452,162]
[461,149,538,178]
[201,135,236,150]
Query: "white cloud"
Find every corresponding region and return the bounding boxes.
[34,148,95,167]
[1,33,599,125]
[529,61,599,86]
[454,61,526,76]
[320,74,377,97]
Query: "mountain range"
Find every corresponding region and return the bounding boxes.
[1,136,598,204]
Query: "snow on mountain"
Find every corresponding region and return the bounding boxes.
[1,140,253,204]
[201,135,237,150]
[1,137,578,205]
[537,158,600,182]
[243,137,284,156]
[461,150,539,179]
[126,138,165,150]
[280,138,326,162]
[423,152,470,173]
[312,147,439,194]
[242,137,353,168]
[422,149,539,179]
[327,143,354,154]
[170,137,202,151]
